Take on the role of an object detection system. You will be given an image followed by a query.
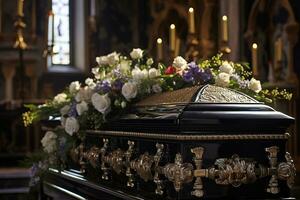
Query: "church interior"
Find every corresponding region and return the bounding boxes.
[1,0,300,199]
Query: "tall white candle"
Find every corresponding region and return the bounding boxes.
[252,43,258,77]
[48,11,55,45]
[17,0,24,16]
[169,24,176,51]
[222,15,228,42]
[157,38,163,61]
[188,7,195,34]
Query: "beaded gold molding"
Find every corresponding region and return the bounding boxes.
[87,130,290,141]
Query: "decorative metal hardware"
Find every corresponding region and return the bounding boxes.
[278,152,296,189]
[265,146,280,194]
[70,142,296,198]
[78,143,86,173]
[163,153,194,192]
[191,147,205,197]
[100,138,109,180]
[86,146,100,168]
[154,143,164,195]
[131,152,154,182]
[125,141,135,187]
[198,85,257,103]
[88,130,290,141]
[212,155,257,187]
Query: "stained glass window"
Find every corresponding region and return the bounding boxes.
[51,0,70,65]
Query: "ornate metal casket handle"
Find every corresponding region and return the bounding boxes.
[125,141,135,187]
[163,153,194,192]
[100,138,109,180]
[79,143,86,173]
[86,146,101,168]
[154,143,164,195]
[265,146,296,194]
[191,147,205,197]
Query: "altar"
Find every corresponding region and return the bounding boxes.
[41,85,295,200]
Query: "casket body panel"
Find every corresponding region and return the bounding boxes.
[43,85,295,200]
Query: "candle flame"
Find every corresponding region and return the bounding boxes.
[222,15,227,21]
[170,24,175,29]
[252,43,258,49]
[189,7,194,13]
[157,38,162,44]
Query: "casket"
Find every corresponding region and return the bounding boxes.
[43,84,296,200]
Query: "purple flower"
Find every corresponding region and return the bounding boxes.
[68,101,78,117]
[95,80,111,93]
[188,62,201,74]
[112,79,124,91]
[199,68,213,83]
[183,71,194,82]
[30,163,38,177]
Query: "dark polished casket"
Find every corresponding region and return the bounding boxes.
[43,85,296,200]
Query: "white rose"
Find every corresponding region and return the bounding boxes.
[60,105,70,115]
[65,117,79,136]
[173,56,187,69]
[120,60,131,73]
[92,67,102,79]
[85,78,96,89]
[248,78,262,93]
[69,81,80,94]
[148,68,160,79]
[75,87,92,102]
[219,61,234,74]
[53,93,68,104]
[152,84,162,93]
[146,58,154,66]
[132,67,148,81]
[91,93,111,114]
[106,52,120,66]
[76,101,88,116]
[122,82,138,101]
[215,72,230,87]
[130,48,143,59]
[96,56,109,65]
[41,131,57,153]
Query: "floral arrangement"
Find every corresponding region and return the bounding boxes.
[23,48,292,186]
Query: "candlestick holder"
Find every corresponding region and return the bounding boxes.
[219,40,231,55]
[185,33,200,61]
[14,11,27,102]
[14,16,27,50]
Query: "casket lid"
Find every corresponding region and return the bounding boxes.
[104,84,294,134]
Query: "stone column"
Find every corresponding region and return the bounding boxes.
[25,63,38,99]
[1,64,16,102]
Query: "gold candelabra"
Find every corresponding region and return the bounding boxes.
[14,0,27,102]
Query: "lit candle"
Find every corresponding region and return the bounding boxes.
[157,38,163,61]
[169,24,176,51]
[47,11,54,45]
[252,43,258,77]
[175,37,181,57]
[222,15,228,42]
[188,7,195,34]
[17,0,24,16]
